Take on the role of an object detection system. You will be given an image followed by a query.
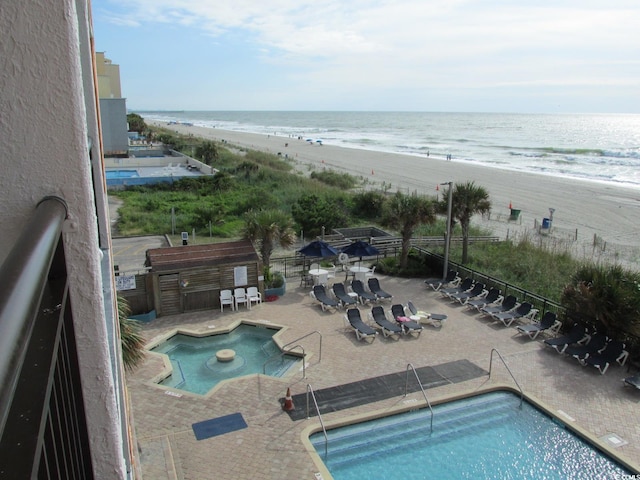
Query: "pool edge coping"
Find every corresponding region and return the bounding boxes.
[142,318,310,398]
[299,382,640,478]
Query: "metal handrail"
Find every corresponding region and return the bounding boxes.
[263,345,305,378]
[282,330,322,362]
[306,384,329,459]
[0,196,68,432]
[489,348,524,407]
[404,363,434,433]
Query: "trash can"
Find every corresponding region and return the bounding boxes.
[542,218,550,229]
[509,209,521,220]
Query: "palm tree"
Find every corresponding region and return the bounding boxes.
[447,181,491,264]
[195,141,219,165]
[117,294,145,371]
[242,209,296,271]
[383,192,435,269]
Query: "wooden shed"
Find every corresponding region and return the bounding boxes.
[145,240,263,316]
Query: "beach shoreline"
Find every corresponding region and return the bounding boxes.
[149,120,640,266]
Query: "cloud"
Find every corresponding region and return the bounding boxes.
[97,0,640,111]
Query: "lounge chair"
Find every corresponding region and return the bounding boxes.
[368,278,393,301]
[332,282,358,308]
[345,308,377,342]
[440,277,474,298]
[465,287,501,312]
[623,373,640,390]
[406,301,447,328]
[447,282,485,304]
[424,270,458,291]
[491,302,536,327]
[351,279,377,304]
[515,311,561,340]
[370,306,402,339]
[564,332,608,362]
[543,323,590,354]
[582,340,628,374]
[480,295,517,317]
[390,304,423,337]
[311,285,339,311]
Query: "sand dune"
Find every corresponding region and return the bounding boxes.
[150,120,640,267]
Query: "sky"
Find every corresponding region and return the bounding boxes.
[92,0,640,113]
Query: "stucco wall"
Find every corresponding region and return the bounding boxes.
[0,0,128,477]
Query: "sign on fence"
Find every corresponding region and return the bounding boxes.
[116,275,136,291]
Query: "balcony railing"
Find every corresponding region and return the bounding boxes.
[0,197,94,479]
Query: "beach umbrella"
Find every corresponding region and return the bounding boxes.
[298,240,339,259]
[341,240,380,267]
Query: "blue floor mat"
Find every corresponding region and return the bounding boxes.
[192,412,247,440]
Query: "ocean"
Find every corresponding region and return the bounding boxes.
[139,111,640,189]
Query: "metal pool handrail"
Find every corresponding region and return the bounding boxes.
[263,345,305,378]
[306,384,329,459]
[282,330,322,362]
[489,348,524,407]
[404,363,434,433]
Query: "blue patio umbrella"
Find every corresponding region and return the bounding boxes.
[298,240,339,259]
[341,240,380,267]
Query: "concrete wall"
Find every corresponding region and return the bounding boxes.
[100,98,129,155]
[0,0,130,477]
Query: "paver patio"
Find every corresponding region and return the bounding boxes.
[127,275,640,479]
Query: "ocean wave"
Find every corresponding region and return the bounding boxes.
[140,110,640,188]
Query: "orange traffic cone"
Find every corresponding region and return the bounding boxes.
[509,201,512,209]
[282,387,294,411]
[371,169,375,175]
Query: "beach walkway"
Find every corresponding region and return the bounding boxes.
[127,274,639,479]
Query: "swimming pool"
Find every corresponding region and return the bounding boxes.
[106,169,139,179]
[150,324,301,395]
[309,391,633,479]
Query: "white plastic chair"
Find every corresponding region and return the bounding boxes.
[309,263,320,271]
[247,286,262,308]
[365,265,376,278]
[234,287,249,310]
[220,289,234,312]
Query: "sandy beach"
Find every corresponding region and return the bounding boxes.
[151,120,640,266]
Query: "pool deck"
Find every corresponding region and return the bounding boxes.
[128,275,640,479]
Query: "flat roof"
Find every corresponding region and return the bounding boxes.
[146,240,259,271]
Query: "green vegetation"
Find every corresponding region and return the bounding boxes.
[441,181,491,264]
[242,209,296,268]
[126,113,147,134]
[435,238,579,301]
[117,295,145,371]
[561,264,640,341]
[114,125,639,347]
[310,169,358,189]
[383,192,435,269]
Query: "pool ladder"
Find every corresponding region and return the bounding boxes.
[262,330,323,379]
[405,363,434,433]
[306,384,329,459]
[489,348,524,407]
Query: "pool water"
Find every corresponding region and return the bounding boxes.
[151,324,300,395]
[310,391,632,479]
[106,169,139,179]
